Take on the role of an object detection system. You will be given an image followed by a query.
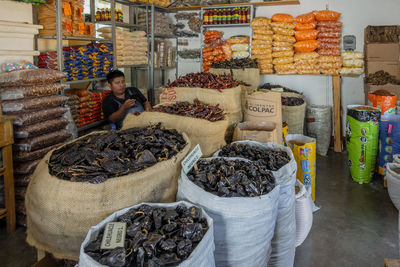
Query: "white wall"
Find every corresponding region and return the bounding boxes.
[174,0,400,134]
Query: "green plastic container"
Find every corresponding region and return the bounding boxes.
[346,105,381,184]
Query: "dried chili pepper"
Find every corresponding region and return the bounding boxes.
[168,72,241,91]
[153,99,224,121]
[84,204,209,266]
[48,123,186,184]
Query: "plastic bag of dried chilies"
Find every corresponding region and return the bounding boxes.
[214,141,297,267]
[79,201,215,267]
[177,157,280,267]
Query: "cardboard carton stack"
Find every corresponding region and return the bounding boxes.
[364,25,400,103]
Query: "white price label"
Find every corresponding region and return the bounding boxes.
[100,222,126,250]
[181,144,203,174]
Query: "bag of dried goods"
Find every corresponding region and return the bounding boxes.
[294,22,317,31]
[79,201,215,267]
[251,17,271,27]
[294,40,319,52]
[273,57,294,65]
[295,12,315,24]
[295,30,318,41]
[271,22,296,30]
[272,27,295,36]
[214,141,297,267]
[26,125,191,260]
[272,13,294,23]
[177,157,280,267]
[273,35,296,43]
[315,10,341,21]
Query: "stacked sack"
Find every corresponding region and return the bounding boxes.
[0,69,73,226]
[137,11,174,35]
[38,43,113,81]
[228,35,250,60]
[251,17,273,74]
[271,14,296,74]
[98,28,148,67]
[38,0,93,37]
[202,31,228,72]
[315,10,342,75]
[67,94,80,125]
[293,12,320,74]
[340,51,364,75]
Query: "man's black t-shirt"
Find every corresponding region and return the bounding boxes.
[102,87,147,120]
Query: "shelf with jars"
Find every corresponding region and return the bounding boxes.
[202,6,251,26]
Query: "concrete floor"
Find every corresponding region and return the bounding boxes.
[0,151,398,267]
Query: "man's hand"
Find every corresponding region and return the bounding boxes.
[122,99,136,111]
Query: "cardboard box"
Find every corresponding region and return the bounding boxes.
[365,43,399,61]
[233,121,278,143]
[366,61,400,78]
[243,91,282,144]
[364,82,400,104]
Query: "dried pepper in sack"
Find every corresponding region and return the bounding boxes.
[346,105,380,184]
[286,134,317,201]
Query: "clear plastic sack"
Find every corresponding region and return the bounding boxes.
[0,83,65,100]
[253,34,273,42]
[295,12,315,24]
[13,130,71,152]
[321,68,340,75]
[272,27,295,36]
[318,32,341,38]
[317,38,340,44]
[273,46,294,52]
[231,44,249,52]
[294,52,319,61]
[14,143,62,162]
[315,10,341,21]
[272,13,294,23]
[251,17,272,27]
[273,41,293,48]
[317,21,342,28]
[317,27,342,33]
[2,95,68,113]
[294,22,317,31]
[318,55,341,63]
[252,48,272,55]
[252,44,272,50]
[318,49,341,56]
[271,22,295,30]
[294,58,318,65]
[295,30,318,41]
[320,62,342,69]
[342,59,364,68]
[273,57,294,65]
[272,51,294,58]
[12,107,68,127]
[252,27,274,35]
[227,35,250,44]
[341,51,363,60]
[14,118,69,139]
[274,63,296,71]
[260,69,274,74]
[233,51,250,59]
[252,39,273,45]
[318,42,340,50]
[14,159,41,175]
[0,69,66,87]
[273,35,296,43]
[294,40,319,52]
[340,67,364,75]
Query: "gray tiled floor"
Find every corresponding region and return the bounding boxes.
[0,151,398,267]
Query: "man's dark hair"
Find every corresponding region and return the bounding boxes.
[107,70,125,84]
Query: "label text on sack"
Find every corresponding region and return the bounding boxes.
[182,144,203,174]
[100,222,126,250]
[245,99,276,117]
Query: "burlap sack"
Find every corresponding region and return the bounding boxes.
[209,68,260,91]
[122,110,228,157]
[25,130,191,261]
[160,86,243,141]
[281,92,306,134]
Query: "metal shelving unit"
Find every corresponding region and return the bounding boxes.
[103,0,178,105]
[64,77,107,84]
[200,4,254,70]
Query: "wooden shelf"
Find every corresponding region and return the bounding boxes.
[169,0,299,10]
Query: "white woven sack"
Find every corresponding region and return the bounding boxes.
[394,154,400,164]
[177,157,280,267]
[295,180,313,247]
[214,141,297,267]
[386,163,400,211]
[79,201,215,267]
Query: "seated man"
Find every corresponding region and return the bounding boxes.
[102,70,151,130]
